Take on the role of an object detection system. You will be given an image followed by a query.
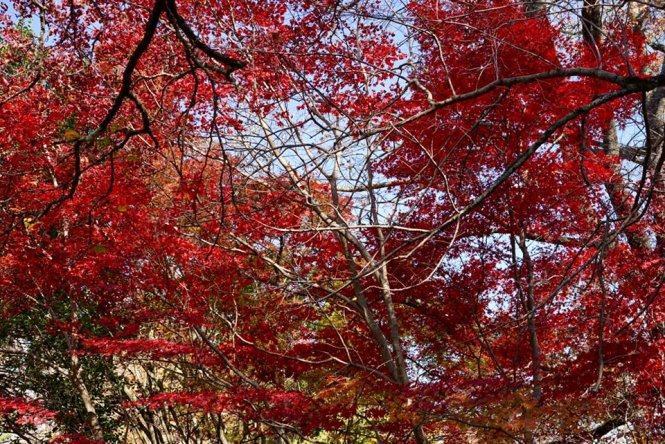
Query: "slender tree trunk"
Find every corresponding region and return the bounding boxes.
[367,164,427,443]
[518,234,543,403]
[338,236,400,381]
[582,0,603,46]
[646,60,665,255]
[603,126,651,249]
[67,335,105,441]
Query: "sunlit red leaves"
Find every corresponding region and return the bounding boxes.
[0,397,55,426]
[1,0,664,441]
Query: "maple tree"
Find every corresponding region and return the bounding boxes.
[0,0,664,442]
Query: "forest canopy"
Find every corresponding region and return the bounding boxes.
[0,0,664,442]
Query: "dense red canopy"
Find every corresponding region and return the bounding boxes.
[0,0,663,442]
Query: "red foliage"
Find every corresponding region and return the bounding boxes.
[1,0,664,441]
[0,397,55,426]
